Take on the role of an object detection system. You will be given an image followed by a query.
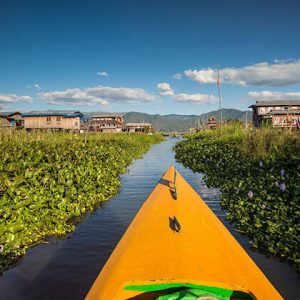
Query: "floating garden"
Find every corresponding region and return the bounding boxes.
[0,131,163,271]
[174,125,300,270]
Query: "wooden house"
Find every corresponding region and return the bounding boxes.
[249,100,300,127]
[0,112,23,128]
[22,110,84,131]
[89,114,124,132]
[125,122,153,133]
[267,109,300,129]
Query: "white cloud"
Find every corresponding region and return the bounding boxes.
[26,83,42,90]
[247,91,300,101]
[172,73,182,80]
[184,59,300,86]
[34,83,42,90]
[97,71,109,77]
[39,89,109,106]
[157,82,217,104]
[0,94,32,104]
[157,82,174,96]
[38,86,156,106]
[173,93,218,104]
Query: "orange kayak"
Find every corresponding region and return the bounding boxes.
[86,166,283,300]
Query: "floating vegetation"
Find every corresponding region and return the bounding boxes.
[174,125,300,270]
[0,131,164,271]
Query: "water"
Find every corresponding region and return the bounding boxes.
[0,138,298,299]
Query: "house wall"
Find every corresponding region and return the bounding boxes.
[0,117,11,127]
[252,105,300,127]
[272,114,300,127]
[93,116,124,123]
[92,116,123,126]
[101,127,122,133]
[256,105,300,116]
[24,116,81,130]
[126,126,152,133]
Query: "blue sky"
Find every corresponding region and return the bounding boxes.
[1,0,300,115]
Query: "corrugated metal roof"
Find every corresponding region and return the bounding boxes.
[22,110,84,117]
[267,110,300,115]
[249,100,300,108]
[0,111,21,117]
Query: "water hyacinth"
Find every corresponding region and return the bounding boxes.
[0,132,164,272]
[174,126,300,269]
[279,182,286,192]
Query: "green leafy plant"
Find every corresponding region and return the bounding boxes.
[174,125,300,270]
[0,130,164,271]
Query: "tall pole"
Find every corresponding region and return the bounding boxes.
[217,65,222,126]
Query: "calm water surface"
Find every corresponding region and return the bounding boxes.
[0,138,298,299]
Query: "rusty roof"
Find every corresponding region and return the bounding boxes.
[249,100,300,108]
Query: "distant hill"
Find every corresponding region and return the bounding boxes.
[125,109,252,131]
[84,109,252,132]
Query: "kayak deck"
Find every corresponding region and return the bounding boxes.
[86,166,282,299]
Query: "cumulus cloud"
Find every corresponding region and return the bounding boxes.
[173,93,218,104]
[157,82,174,96]
[0,94,32,104]
[172,73,182,80]
[157,82,217,104]
[97,71,109,77]
[185,59,300,86]
[38,86,156,106]
[247,91,300,101]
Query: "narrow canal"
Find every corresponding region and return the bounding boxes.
[0,138,298,299]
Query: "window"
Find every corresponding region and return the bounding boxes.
[46,117,51,122]
[56,117,61,122]
[259,107,265,114]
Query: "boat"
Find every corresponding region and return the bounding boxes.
[86,166,283,299]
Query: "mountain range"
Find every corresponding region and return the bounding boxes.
[85,108,252,132]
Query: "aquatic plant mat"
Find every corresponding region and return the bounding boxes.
[174,125,300,270]
[0,131,164,271]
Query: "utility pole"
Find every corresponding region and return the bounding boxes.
[217,65,222,127]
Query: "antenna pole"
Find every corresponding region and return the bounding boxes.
[217,65,222,127]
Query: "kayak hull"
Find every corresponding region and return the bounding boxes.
[86,166,282,299]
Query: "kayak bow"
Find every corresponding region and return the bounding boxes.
[86,166,282,300]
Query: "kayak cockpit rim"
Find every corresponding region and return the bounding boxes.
[122,280,256,299]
